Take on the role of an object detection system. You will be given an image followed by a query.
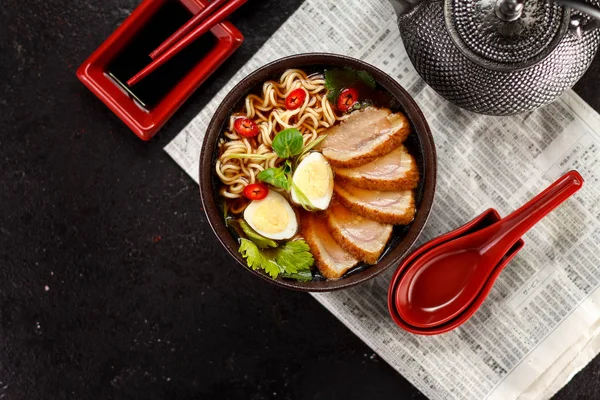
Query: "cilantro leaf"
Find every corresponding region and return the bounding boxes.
[272,128,304,158]
[258,166,291,190]
[239,238,281,279]
[274,240,314,273]
[324,69,340,99]
[262,258,281,279]
[238,238,314,282]
[356,70,376,89]
[238,219,277,249]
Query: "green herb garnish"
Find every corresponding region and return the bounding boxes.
[274,240,314,273]
[224,154,270,160]
[259,134,324,210]
[257,158,298,191]
[324,67,376,103]
[281,270,313,282]
[272,128,304,158]
[257,166,291,190]
[283,159,293,174]
[356,70,376,88]
[291,181,317,211]
[223,201,229,227]
[296,135,327,164]
[238,219,277,249]
[239,238,281,278]
[239,238,314,280]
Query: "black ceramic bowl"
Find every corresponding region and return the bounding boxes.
[199,53,436,291]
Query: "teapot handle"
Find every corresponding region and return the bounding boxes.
[554,0,600,31]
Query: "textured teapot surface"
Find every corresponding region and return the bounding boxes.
[394,0,600,115]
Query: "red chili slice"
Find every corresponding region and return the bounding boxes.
[285,88,307,110]
[337,88,359,112]
[243,183,269,200]
[234,118,259,137]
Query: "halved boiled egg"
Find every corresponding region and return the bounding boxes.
[291,152,334,210]
[243,191,298,240]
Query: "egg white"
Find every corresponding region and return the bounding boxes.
[243,191,298,240]
[291,152,334,210]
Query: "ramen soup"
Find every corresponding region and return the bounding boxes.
[215,68,421,281]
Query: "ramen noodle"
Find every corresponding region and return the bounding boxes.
[216,69,347,213]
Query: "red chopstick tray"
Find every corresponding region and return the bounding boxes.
[76,0,243,141]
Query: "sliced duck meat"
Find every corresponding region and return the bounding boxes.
[334,182,416,225]
[319,107,411,168]
[326,202,392,264]
[333,145,419,191]
[301,211,358,279]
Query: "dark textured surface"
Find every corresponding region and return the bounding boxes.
[0,0,599,399]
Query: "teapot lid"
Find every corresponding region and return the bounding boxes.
[444,0,570,71]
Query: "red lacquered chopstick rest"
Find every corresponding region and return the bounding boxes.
[394,170,583,329]
[76,0,243,141]
[128,0,248,86]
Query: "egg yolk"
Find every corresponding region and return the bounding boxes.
[295,160,330,198]
[250,199,290,234]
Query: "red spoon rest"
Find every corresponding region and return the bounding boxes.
[388,208,524,335]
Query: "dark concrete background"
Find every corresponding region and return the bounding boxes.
[1,0,599,399]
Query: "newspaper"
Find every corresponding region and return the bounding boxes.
[164,1,600,399]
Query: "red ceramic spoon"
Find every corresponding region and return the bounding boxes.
[395,170,583,328]
[389,208,525,335]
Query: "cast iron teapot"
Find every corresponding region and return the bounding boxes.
[389,0,600,114]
